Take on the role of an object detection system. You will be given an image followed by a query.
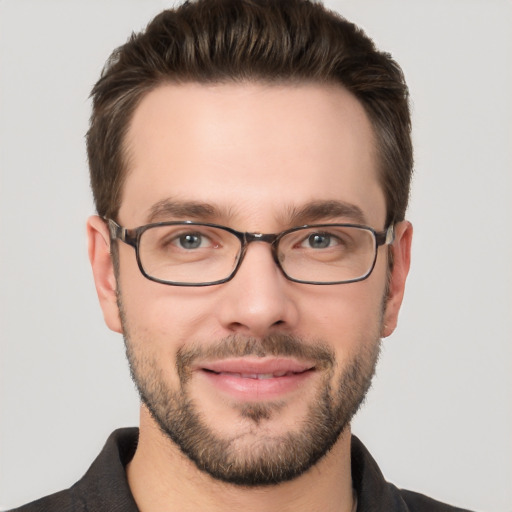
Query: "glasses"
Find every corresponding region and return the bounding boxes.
[107,219,395,286]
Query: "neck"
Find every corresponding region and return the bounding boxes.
[127,407,355,512]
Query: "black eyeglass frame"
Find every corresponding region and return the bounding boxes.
[107,219,395,287]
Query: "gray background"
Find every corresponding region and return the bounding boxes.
[1,1,511,510]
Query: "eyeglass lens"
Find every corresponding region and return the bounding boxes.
[137,224,377,285]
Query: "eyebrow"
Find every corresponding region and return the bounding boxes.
[146,198,367,227]
[146,199,226,223]
[282,200,368,226]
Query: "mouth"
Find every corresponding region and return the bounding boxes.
[195,358,316,400]
[204,369,307,380]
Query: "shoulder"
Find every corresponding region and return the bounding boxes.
[6,488,81,512]
[6,428,139,512]
[351,436,476,512]
[396,486,475,512]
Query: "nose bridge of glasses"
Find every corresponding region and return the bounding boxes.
[234,231,283,280]
[239,232,282,268]
[244,232,279,245]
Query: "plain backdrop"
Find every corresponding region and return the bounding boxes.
[1,1,511,510]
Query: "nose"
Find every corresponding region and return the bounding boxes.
[215,242,300,338]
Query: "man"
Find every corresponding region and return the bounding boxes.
[10,1,474,511]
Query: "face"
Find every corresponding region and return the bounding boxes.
[88,82,411,486]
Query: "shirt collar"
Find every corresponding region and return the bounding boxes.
[74,428,411,512]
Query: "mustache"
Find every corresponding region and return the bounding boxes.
[176,334,335,381]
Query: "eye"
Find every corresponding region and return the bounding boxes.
[302,232,338,249]
[175,232,210,250]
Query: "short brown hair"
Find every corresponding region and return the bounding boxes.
[87,0,412,225]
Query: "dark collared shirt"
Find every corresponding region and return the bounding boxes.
[10,428,474,512]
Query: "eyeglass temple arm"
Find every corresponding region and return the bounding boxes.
[375,224,395,246]
[106,219,141,250]
[105,219,122,239]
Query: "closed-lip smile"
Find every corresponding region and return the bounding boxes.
[194,357,316,400]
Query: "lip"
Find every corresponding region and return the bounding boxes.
[195,357,316,401]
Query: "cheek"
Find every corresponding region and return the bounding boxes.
[118,273,225,350]
[299,279,386,350]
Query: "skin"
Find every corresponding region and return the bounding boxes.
[87,82,412,512]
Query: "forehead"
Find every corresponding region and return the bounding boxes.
[120,82,386,228]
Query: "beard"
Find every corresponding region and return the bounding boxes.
[121,308,381,487]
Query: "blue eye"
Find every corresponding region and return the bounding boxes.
[305,233,335,249]
[178,233,204,249]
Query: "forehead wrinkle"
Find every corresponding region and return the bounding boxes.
[277,200,368,227]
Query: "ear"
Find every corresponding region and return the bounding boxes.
[87,216,122,334]
[381,221,413,338]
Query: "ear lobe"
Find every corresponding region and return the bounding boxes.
[381,221,413,338]
[87,215,122,333]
